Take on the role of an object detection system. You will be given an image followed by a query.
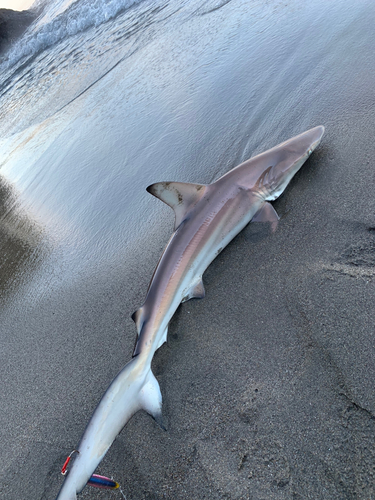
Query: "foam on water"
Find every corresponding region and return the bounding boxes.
[1,0,144,70]
[0,0,188,137]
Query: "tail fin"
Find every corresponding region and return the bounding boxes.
[55,483,77,500]
[140,370,166,430]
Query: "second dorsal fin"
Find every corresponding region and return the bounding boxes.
[131,307,145,335]
[146,181,207,230]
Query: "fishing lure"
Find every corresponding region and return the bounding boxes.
[61,451,119,490]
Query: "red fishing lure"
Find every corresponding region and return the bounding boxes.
[61,451,119,490]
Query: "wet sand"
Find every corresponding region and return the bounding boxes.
[0,0,374,499]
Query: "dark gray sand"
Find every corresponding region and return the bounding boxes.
[0,1,375,499]
[0,8,37,55]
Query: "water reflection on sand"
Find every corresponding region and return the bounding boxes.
[0,174,48,302]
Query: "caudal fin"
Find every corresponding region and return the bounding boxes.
[55,482,77,500]
[140,370,166,430]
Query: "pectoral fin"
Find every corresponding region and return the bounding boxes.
[147,182,207,230]
[140,371,166,430]
[252,202,279,231]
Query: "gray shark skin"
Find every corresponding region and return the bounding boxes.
[55,126,324,499]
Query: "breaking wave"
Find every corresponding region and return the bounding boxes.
[1,0,145,70]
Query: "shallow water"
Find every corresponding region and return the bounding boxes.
[0,0,375,498]
[1,0,372,287]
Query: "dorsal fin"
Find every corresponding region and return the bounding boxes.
[146,182,207,230]
[131,307,145,335]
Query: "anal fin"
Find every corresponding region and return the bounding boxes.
[156,326,168,350]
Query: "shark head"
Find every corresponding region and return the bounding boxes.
[220,126,325,202]
[263,125,325,200]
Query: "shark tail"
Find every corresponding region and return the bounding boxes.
[55,482,77,500]
[140,368,166,430]
[56,358,165,500]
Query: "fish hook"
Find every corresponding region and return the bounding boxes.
[61,450,79,476]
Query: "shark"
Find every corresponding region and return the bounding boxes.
[55,125,324,499]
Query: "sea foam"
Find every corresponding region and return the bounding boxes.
[1,0,145,70]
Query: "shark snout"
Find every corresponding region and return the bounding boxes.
[261,125,325,201]
[278,125,325,170]
[279,125,324,163]
[305,125,325,153]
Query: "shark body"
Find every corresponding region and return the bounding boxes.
[56,126,324,499]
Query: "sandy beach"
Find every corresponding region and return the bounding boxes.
[0,0,374,499]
